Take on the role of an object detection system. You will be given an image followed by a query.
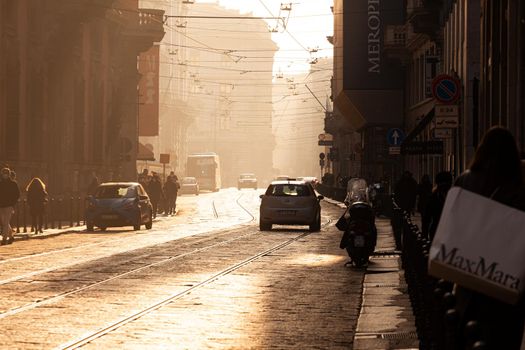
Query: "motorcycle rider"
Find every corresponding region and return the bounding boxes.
[337,178,377,267]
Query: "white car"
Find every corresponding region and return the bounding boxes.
[180,177,199,195]
[238,173,257,189]
[259,180,323,232]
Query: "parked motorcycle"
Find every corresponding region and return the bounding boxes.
[336,178,377,267]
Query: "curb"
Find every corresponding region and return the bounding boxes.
[13,227,86,242]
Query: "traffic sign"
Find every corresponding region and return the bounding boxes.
[435,116,459,128]
[432,74,461,104]
[387,128,405,146]
[433,128,453,139]
[318,133,333,141]
[401,141,444,155]
[318,140,334,146]
[435,104,458,117]
[389,146,401,155]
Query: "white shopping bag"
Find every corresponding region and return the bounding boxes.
[428,187,525,305]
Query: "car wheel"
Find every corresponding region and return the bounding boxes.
[86,222,94,232]
[145,213,153,229]
[99,227,107,232]
[133,224,141,230]
[259,221,272,231]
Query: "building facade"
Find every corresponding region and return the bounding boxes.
[0,0,164,194]
[181,2,277,187]
[329,0,405,186]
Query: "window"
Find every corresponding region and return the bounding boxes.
[96,185,137,199]
[266,184,311,197]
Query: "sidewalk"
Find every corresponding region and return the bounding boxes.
[324,197,419,349]
[12,224,86,242]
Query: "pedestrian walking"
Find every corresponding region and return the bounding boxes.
[148,174,163,219]
[394,171,418,213]
[0,168,20,245]
[453,126,525,349]
[26,178,48,234]
[416,174,432,214]
[164,175,180,215]
[87,175,99,196]
[421,171,452,241]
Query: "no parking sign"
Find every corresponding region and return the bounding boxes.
[431,74,461,104]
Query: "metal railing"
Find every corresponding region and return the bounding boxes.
[10,197,87,234]
[391,196,488,350]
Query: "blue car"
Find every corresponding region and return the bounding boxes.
[85,182,153,231]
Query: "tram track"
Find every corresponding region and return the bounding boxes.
[0,194,259,318]
[0,192,254,271]
[58,219,332,350]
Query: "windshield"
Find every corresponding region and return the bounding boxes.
[182,178,196,184]
[96,185,137,199]
[240,174,255,179]
[266,184,311,197]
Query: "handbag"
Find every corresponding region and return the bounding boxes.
[428,186,525,305]
[335,209,348,231]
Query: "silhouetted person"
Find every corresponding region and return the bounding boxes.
[164,175,180,215]
[454,126,525,349]
[148,175,163,218]
[394,171,418,213]
[417,174,432,215]
[87,175,99,196]
[0,168,20,245]
[422,171,452,241]
[26,178,48,234]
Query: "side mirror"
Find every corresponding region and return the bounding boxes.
[317,195,324,200]
[139,195,149,201]
[259,194,264,199]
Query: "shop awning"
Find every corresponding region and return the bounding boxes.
[403,101,434,144]
[137,142,155,161]
[334,91,366,131]
[334,90,404,131]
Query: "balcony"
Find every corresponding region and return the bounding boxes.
[119,8,166,50]
[407,0,442,38]
[324,112,352,135]
[384,25,409,63]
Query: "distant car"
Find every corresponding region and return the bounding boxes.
[259,180,323,232]
[275,175,291,181]
[238,173,258,190]
[180,177,199,195]
[85,182,153,231]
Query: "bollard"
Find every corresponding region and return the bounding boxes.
[70,197,74,228]
[58,198,63,229]
[50,199,55,229]
[44,199,48,230]
[22,199,27,233]
[77,197,81,226]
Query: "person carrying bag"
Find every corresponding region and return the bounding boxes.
[428,127,525,349]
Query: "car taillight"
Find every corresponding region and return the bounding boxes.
[123,201,137,210]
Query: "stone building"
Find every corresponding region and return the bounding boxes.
[0,0,164,194]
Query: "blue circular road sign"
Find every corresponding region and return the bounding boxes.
[387,128,405,146]
[432,74,461,104]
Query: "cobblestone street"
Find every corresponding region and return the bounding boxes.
[0,189,365,349]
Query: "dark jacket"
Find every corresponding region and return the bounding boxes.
[416,181,432,214]
[164,179,179,198]
[0,179,20,208]
[453,170,525,349]
[394,175,418,212]
[27,186,48,215]
[147,179,163,201]
[422,185,450,241]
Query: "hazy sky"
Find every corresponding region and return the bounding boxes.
[195,0,334,74]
